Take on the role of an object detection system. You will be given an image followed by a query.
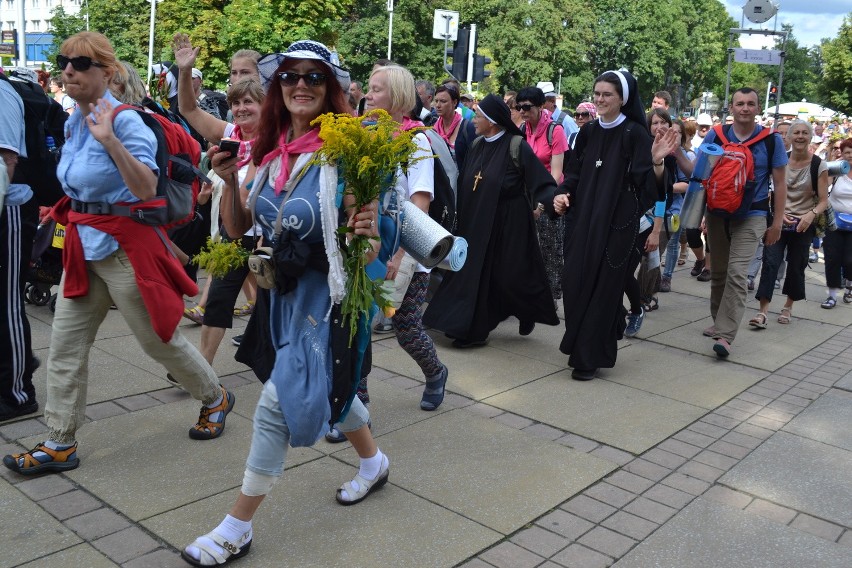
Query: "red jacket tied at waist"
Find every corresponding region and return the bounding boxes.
[52,197,198,342]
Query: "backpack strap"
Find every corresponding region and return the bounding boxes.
[509,134,523,171]
[810,154,821,197]
[422,129,458,195]
[546,122,556,147]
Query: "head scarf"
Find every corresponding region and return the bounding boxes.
[576,102,597,120]
[603,70,645,126]
[477,94,523,137]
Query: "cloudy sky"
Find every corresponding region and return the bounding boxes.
[722,0,848,49]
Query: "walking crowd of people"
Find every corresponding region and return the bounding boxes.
[1,29,852,566]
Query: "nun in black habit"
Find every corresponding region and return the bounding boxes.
[424,94,559,347]
[553,70,679,380]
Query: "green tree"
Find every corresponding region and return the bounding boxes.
[156,0,229,88]
[756,24,819,105]
[46,6,89,67]
[818,13,852,114]
[85,0,152,70]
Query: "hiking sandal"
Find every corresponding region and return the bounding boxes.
[748,313,768,330]
[777,307,792,324]
[3,442,79,475]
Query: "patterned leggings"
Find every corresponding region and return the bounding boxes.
[392,272,443,378]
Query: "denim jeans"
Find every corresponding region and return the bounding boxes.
[662,227,682,279]
[246,380,370,476]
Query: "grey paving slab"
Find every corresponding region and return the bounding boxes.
[613,498,850,568]
[372,333,564,401]
[28,347,173,414]
[483,371,707,454]
[782,389,852,451]
[333,409,615,534]
[837,370,852,391]
[94,330,250,381]
[0,478,82,568]
[651,313,842,372]
[16,543,118,568]
[605,341,767,409]
[19,399,322,522]
[719,431,852,528]
[142,457,501,568]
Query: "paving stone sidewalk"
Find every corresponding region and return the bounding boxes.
[2,260,850,567]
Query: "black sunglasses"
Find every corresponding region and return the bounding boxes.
[573,111,591,119]
[277,71,328,87]
[57,55,106,72]
[515,103,534,112]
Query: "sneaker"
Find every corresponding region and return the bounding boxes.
[809,251,818,263]
[845,289,852,304]
[231,334,243,347]
[713,338,731,358]
[0,398,39,422]
[373,314,394,334]
[189,387,235,440]
[747,277,755,291]
[702,325,719,338]
[696,268,711,282]
[325,427,347,443]
[690,258,706,277]
[774,279,781,290]
[3,442,79,475]
[233,301,255,316]
[660,277,671,293]
[624,308,645,338]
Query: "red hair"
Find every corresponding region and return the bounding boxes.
[251,61,352,165]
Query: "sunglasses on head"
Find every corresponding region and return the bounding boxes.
[277,71,327,87]
[515,103,534,112]
[57,55,106,72]
[574,111,591,119]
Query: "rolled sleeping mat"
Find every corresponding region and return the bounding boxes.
[436,236,468,271]
[826,160,850,177]
[693,143,724,180]
[399,200,455,268]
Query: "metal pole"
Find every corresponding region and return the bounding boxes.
[146,0,156,84]
[442,14,451,75]
[466,24,476,92]
[386,0,394,60]
[764,81,771,112]
[722,29,735,120]
[557,68,563,95]
[773,31,788,129]
[15,0,25,67]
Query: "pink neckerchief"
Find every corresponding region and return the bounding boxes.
[528,108,554,142]
[258,127,323,195]
[401,116,424,131]
[434,113,462,147]
[229,125,254,168]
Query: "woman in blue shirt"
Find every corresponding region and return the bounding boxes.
[3,32,231,477]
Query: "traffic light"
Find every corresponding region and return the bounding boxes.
[768,85,778,105]
[472,54,491,83]
[446,27,469,80]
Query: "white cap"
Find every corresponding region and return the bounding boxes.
[191,68,202,80]
[536,81,557,97]
[696,113,713,126]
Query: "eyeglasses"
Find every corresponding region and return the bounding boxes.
[515,103,534,112]
[573,111,590,119]
[277,71,327,87]
[57,55,106,72]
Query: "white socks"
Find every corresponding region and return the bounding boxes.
[185,514,252,563]
[359,449,386,481]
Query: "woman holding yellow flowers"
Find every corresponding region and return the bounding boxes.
[182,41,389,567]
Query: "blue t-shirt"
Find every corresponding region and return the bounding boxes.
[57,90,159,260]
[700,125,788,218]
[0,78,32,207]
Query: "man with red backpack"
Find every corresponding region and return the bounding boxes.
[699,87,787,358]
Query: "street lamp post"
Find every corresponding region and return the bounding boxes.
[386,0,393,60]
[557,68,563,96]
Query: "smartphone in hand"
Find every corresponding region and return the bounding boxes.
[219,138,240,159]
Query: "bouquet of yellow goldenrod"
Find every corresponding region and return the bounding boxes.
[310,109,423,343]
[192,236,250,279]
